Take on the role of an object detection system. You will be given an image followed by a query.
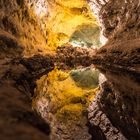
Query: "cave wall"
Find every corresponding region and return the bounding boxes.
[0,0,52,139]
[0,0,140,140]
[0,1,97,139]
[88,0,140,42]
[0,30,51,140]
[0,0,49,56]
[88,0,140,139]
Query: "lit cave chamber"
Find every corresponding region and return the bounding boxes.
[0,0,139,140]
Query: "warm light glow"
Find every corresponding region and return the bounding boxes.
[25,0,99,51]
[34,0,48,18]
[33,69,99,122]
[45,0,98,49]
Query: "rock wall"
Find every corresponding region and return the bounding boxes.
[0,0,49,56]
[0,0,140,140]
[88,0,140,42]
[88,0,140,139]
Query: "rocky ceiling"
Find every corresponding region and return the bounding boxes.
[29,0,100,49]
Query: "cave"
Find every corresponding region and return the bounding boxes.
[0,0,140,140]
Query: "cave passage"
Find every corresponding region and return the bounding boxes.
[30,1,102,139]
[0,0,140,140]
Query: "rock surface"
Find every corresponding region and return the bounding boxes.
[88,39,140,139]
[33,69,98,140]
[87,0,140,139]
[0,0,140,140]
[0,30,51,139]
[0,29,96,140]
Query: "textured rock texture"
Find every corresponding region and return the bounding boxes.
[0,30,51,139]
[0,0,50,57]
[0,0,140,140]
[33,69,98,140]
[87,0,140,140]
[0,29,96,140]
[88,39,140,140]
[88,0,140,42]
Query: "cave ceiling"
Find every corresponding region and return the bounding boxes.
[27,0,100,50]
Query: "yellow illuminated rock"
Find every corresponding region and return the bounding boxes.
[21,0,99,55]
[33,69,98,122]
[30,1,100,139]
[45,0,98,50]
